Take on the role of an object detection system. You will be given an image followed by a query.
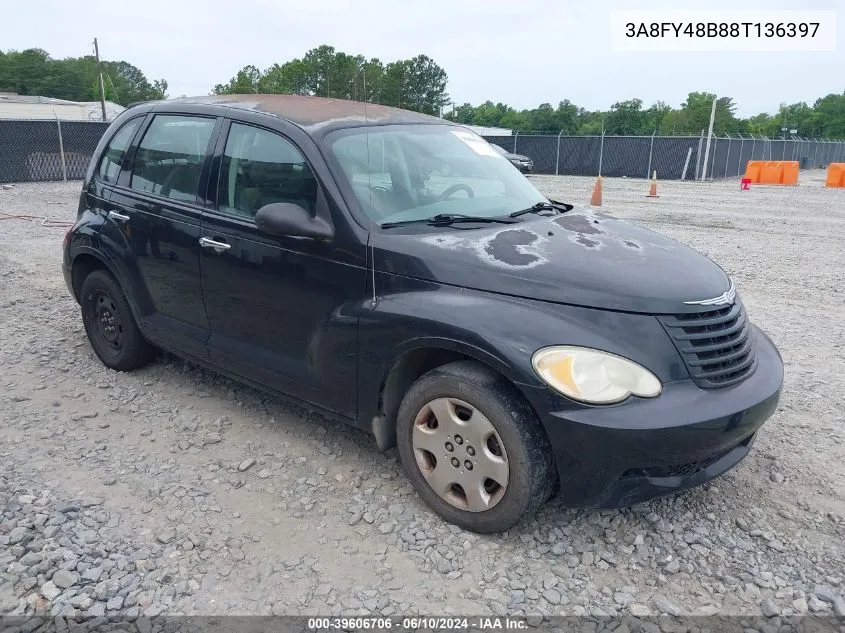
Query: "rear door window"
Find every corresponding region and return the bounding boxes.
[130,115,216,203]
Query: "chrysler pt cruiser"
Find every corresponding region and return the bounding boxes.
[63,95,783,533]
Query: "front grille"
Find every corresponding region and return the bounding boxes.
[658,300,757,388]
[621,447,732,479]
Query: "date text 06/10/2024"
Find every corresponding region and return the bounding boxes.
[307,617,528,630]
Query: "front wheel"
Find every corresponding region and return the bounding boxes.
[396,361,556,533]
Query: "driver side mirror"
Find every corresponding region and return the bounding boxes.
[254,202,334,240]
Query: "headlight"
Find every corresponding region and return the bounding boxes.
[531,346,662,404]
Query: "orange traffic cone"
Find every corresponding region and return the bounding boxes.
[646,171,659,198]
[590,176,603,206]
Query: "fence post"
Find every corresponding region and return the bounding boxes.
[513,131,518,154]
[737,135,745,176]
[646,130,656,179]
[693,130,704,180]
[555,130,563,176]
[724,134,732,178]
[598,131,605,176]
[681,147,693,181]
[705,136,717,181]
[56,116,67,182]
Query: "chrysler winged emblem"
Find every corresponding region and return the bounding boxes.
[684,278,736,307]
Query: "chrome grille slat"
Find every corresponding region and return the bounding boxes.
[658,299,757,388]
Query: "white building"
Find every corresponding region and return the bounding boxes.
[0,94,125,121]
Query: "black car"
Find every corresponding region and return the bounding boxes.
[491,143,534,173]
[63,95,783,533]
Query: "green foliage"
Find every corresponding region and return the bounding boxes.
[213,46,450,116]
[0,48,167,106]
[446,90,843,138]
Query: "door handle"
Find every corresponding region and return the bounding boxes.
[199,236,231,252]
[108,210,130,222]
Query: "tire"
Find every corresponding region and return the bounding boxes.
[396,360,556,533]
[80,269,153,371]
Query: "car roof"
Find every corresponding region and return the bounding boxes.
[142,94,448,137]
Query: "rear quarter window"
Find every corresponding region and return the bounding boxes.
[97,117,143,183]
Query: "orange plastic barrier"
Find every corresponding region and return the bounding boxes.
[825,163,845,188]
[743,161,799,185]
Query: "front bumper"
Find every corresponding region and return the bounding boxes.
[518,325,783,508]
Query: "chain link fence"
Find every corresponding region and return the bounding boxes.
[483,132,845,180]
[1,119,844,184]
[0,119,111,184]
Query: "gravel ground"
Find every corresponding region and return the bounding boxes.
[1,172,844,625]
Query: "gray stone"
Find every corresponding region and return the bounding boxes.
[614,592,634,607]
[0,591,19,613]
[238,458,256,472]
[770,472,785,483]
[653,597,681,616]
[808,595,827,612]
[87,602,106,618]
[761,599,779,617]
[814,585,837,603]
[792,598,808,613]
[581,552,594,565]
[106,595,124,611]
[19,552,44,566]
[204,433,222,445]
[156,530,175,544]
[40,581,62,601]
[665,559,680,574]
[543,589,561,605]
[82,567,103,583]
[52,570,79,590]
[833,597,845,618]
[8,527,30,545]
[629,604,651,617]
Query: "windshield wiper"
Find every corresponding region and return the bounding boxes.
[381,213,517,229]
[509,199,574,218]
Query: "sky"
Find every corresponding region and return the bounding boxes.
[3,0,843,117]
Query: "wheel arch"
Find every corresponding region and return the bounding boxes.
[370,338,537,451]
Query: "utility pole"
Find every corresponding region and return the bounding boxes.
[700,97,717,181]
[93,38,107,121]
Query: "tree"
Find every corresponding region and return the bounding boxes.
[212,65,261,95]
[0,49,166,105]
[812,93,845,138]
[212,47,449,116]
[605,99,644,135]
[680,92,742,134]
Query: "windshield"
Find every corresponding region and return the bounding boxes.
[326,125,546,226]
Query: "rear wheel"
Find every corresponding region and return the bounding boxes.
[396,361,556,533]
[80,270,153,371]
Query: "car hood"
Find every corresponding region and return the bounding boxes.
[506,153,532,162]
[373,207,732,314]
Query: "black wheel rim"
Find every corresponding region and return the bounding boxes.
[89,290,124,353]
